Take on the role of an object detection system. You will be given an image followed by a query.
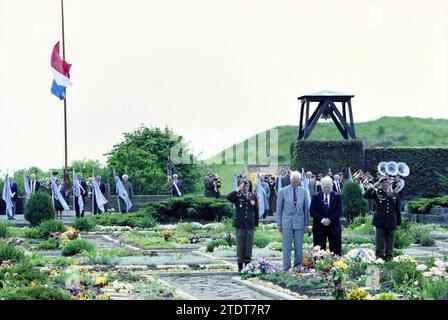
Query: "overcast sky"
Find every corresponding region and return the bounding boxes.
[1,0,447,173]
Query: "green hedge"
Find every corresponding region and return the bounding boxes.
[142,195,233,223]
[291,142,448,199]
[365,147,448,199]
[407,196,448,214]
[290,140,364,173]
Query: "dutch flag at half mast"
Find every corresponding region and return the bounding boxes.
[51,41,72,100]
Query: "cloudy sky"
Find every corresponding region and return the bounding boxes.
[1,0,447,172]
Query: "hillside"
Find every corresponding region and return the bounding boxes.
[200,117,448,194]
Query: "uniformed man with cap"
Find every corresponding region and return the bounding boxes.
[227,179,259,272]
[363,176,401,262]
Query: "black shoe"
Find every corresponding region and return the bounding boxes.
[238,263,243,272]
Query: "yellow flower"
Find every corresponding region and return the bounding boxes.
[333,260,348,270]
[96,294,111,300]
[95,277,108,287]
[347,287,369,300]
[50,269,59,276]
[29,281,37,288]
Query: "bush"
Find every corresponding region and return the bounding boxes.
[61,239,95,256]
[407,196,448,214]
[341,181,369,223]
[0,223,8,238]
[253,232,280,248]
[0,286,69,300]
[206,239,228,253]
[37,220,67,238]
[38,239,60,250]
[24,192,55,226]
[0,242,25,264]
[419,233,435,247]
[394,229,413,249]
[350,216,366,229]
[135,215,158,229]
[143,195,233,223]
[24,227,41,239]
[344,237,374,245]
[72,217,96,232]
[422,278,448,300]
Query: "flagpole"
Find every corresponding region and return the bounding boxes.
[60,0,69,204]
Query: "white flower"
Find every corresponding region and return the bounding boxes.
[414,281,419,286]
[416,264,427,271]
[375,258,384,264]
[313,245,321,251]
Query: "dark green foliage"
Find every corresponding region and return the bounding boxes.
[407,196,448,214]
[0,286,68,300]
[253,232,280,248]
[61,239,95,256]
[24,227,41,239]
[341,181,369,222]
[0,242,25,264]
[143,195,233,223]
[0,263,48,286]
[379,261,424,291]
[394,229,413,249]
[37,220,67,239]
[38,239,60,250]
[422,278,448,300]
[24,192,55,226]
[365,148,448,199]
[419,234,435,247]
[135,215,159,229]
[85,211,157,228]
[0,223,8,238]
[291,140,364,173]
[106,126,203,195]
[72,217,96,231]
[206,239,228,252]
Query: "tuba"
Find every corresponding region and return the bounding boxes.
[377,162,388,176]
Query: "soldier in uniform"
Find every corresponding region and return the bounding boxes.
[227,179,259,272]
[363,176,401,262]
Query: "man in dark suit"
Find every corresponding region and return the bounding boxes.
[204,173,221,198]
[29,174,41,195]
[310,176,343,255]
[7,176,19,220]
[275,168,290,192]
[332,174,343,193]
[75,173,88,217]
[93,175,106,214]
[171,174,184,197]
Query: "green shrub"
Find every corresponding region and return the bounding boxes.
[0,223,8,238]
[394,229,413,249]
[253,232,280,248]
[374,293,399,300]
[72,217,96,232]
[38,239,60,250]
[341,181,369,223]
[407,196,448,214]
[0,263,48,285]
[37,220,67,238]
[61,239,95,256]
[135,215,158,229]
[380,261,423,291]
[24,227,41,239]
[0,286,69,300]
[206,239,228,252]
[143,195,233,223]
[422,278,448,300]
[419,233,435,247]
[350,216,366,229]
[0,242,25,264]
[24,192,55,226]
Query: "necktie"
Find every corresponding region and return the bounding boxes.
[324,194,329,209]
[293,188,297,207]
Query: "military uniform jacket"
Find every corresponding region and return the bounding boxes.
[227,191,259,229]
[363,187,401,229]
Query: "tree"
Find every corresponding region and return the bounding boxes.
[341,181,369,224]
[106,126,203,195]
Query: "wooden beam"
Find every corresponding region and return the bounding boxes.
[304,99,310,138]
[304,100,329,139]
[328,100,354,139]
[347,99,356,139]
[330,110,349,139]
[298,99,305,139]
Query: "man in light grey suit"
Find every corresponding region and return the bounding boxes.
[276,171,310,271]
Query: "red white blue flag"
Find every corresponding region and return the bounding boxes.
[51,41,72,100]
